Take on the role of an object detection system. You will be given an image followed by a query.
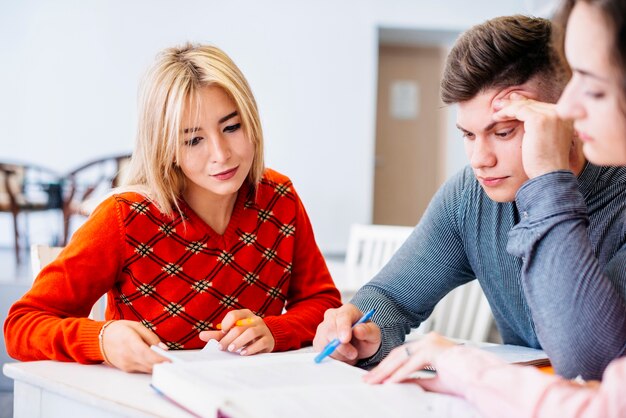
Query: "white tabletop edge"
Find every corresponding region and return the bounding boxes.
[3,361,191,418]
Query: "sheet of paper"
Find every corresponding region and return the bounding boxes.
[224,382,481,418]
[174,353,364,392]
[165,340,242,362]
[154,351,480,418]
[480,344,548,364]
[165,340,315,362]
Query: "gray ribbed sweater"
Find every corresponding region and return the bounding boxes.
[351,163,626,379]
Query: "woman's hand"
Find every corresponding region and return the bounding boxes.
[363,332,456,385]
[199,309,275,355]
[100,320,170,373]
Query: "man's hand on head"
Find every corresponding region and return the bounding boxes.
[493,92,577,179]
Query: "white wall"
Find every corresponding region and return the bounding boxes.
[1,0,535,253]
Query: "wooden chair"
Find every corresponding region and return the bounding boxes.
[62,153,131,245]
[343,223,495,343]
[30,244,106,320]
[0,162,62,264]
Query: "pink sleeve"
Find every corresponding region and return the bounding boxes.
[434,346,626,418]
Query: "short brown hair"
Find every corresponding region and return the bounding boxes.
[441,15,568,104]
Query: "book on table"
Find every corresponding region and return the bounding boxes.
[479,343,550,367]
[417,339,550,371]
[150,341,481,418]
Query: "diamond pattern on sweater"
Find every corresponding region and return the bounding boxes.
[186,241,206,254]
[257,209,273,222]
[135,243,153,256]
[274,183,290,196]
[191,280,211,293]
[162,263,183,276]
[113,176,300,348]
[280,224,295,237]
[164,302,185,316]
[131,202,149,214]
[159,224,176,236]
[217,251,234,264]
[193,320,213,331]
[240,232,256,245]
[137,283,155,296]
[220,295,239,307]
[141,319,156,331]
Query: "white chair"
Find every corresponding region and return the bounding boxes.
[30,244,63,276]
[343,223,414,295]
[30,244,106,320]
[416,280,494,343]
[341,223,495,343]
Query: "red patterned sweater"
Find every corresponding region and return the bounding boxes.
[4,169,341,363]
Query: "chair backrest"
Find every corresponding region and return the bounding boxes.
[64,153,132,216]
[344,224,414,292]
[0,162,61,210]
[113,155,132,188]
[30,244,106,320]
[30,244,64,277]
[343,225,495,344]
[418,280,495,343]
[0,164,26,208]
[62,153,132,245]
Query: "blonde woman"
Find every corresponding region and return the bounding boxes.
[365,0,626,416]
[5,44,341,373]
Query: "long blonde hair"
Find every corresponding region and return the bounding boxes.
[123,43,265,215]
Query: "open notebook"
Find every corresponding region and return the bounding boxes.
[151,342,480,418]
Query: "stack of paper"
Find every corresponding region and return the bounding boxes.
[479,344,550,367]
[151,342,480,418]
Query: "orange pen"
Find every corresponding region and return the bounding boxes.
[215,317,254,330]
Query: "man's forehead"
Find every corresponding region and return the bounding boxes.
[456,84,540,130]
[482,83,541,105]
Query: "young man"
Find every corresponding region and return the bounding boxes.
[313,15,626,380]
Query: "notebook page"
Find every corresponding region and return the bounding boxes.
[159,340,315,362]
[153,352,480,418]
[164,340,241,362]
[176,353,366,392]
[223,383,482,418]
[480,344,549,365]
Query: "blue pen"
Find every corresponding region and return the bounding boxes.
[314,308,376,364]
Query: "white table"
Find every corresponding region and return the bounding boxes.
[4,356,482,418]
[3,361,190,418]
[0,281,32,391]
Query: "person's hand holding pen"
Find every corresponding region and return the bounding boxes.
[312,304,382,365]
[198,309,275,356]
